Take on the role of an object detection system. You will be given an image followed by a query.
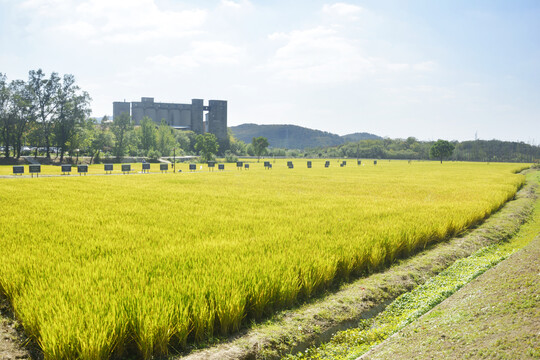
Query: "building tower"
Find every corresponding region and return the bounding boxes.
[207,100,228,142]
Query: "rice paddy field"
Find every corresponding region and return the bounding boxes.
[0,160,528,359]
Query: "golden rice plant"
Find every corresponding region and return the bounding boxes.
[0,160,527,359]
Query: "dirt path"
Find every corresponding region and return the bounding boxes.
[0,298,31,360]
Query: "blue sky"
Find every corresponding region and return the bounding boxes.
[1,0,539,142]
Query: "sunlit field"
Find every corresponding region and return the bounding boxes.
[0,160,527,359]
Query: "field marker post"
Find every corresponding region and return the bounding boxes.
[143,162,151,173]
[13,165,24,176]
[29,164,41,178]
[77,164,88,176]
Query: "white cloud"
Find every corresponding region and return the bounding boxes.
[18,0,207,44]
[386,63,410,72]
[383,85,456,104]
[265,26,374,84]
[146,41,245,69]
[413,61,437,72]
[220,0,251,9]
[322,2,362,21]
[264,1,438,86]
[56,21,97,38]
[19,0,66,15]
[146,54,199,69]
[385,61,436,72]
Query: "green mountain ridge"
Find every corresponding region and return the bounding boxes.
[229,123,382,149]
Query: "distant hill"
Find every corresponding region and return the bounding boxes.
[342,132,382,142]
[229,123,381,149]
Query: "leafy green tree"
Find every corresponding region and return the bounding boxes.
[9,80,36,159]
[125,130,140,156]
[90,124,114,163]
[0,73,14,158]
[252,136,269,162]
[139,116,156,152]
[28,69,60,158]
[194,133,219,162]
[67,117,96,164]
[229,130,247,155]
[54,74,91,162]
[111,112,133,160]
[430,139,455,163]
[156,119,175,156]
[175,130,193,153]
[147,149,162,161]
[0,76,36,159]
[405,136,417,149]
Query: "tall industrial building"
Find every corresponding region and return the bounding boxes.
[113,97,227,141]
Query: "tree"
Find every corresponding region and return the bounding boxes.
[194,133,219,162]
[53,74,91,162]
[9,80,36,159]
[0,73,13,158]
[28,69,60,158]
[90,123,114,163]
[430,139,455,163]
[229,130,247,155]
[175,130,192,153]
[156,119,175,156]
[139,116,156,152]
[111,112,133,160]
[252,136,269,162]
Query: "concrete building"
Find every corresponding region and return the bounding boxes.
[113,97,227,141]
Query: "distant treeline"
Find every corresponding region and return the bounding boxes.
[291,138,539,163]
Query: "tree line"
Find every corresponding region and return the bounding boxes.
[0,70,90,162]
[2,70,537,164]
[0,70,239,163]
[297,137,539,163]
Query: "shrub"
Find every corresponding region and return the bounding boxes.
[224,151,238,163]
[147,149,162,162]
